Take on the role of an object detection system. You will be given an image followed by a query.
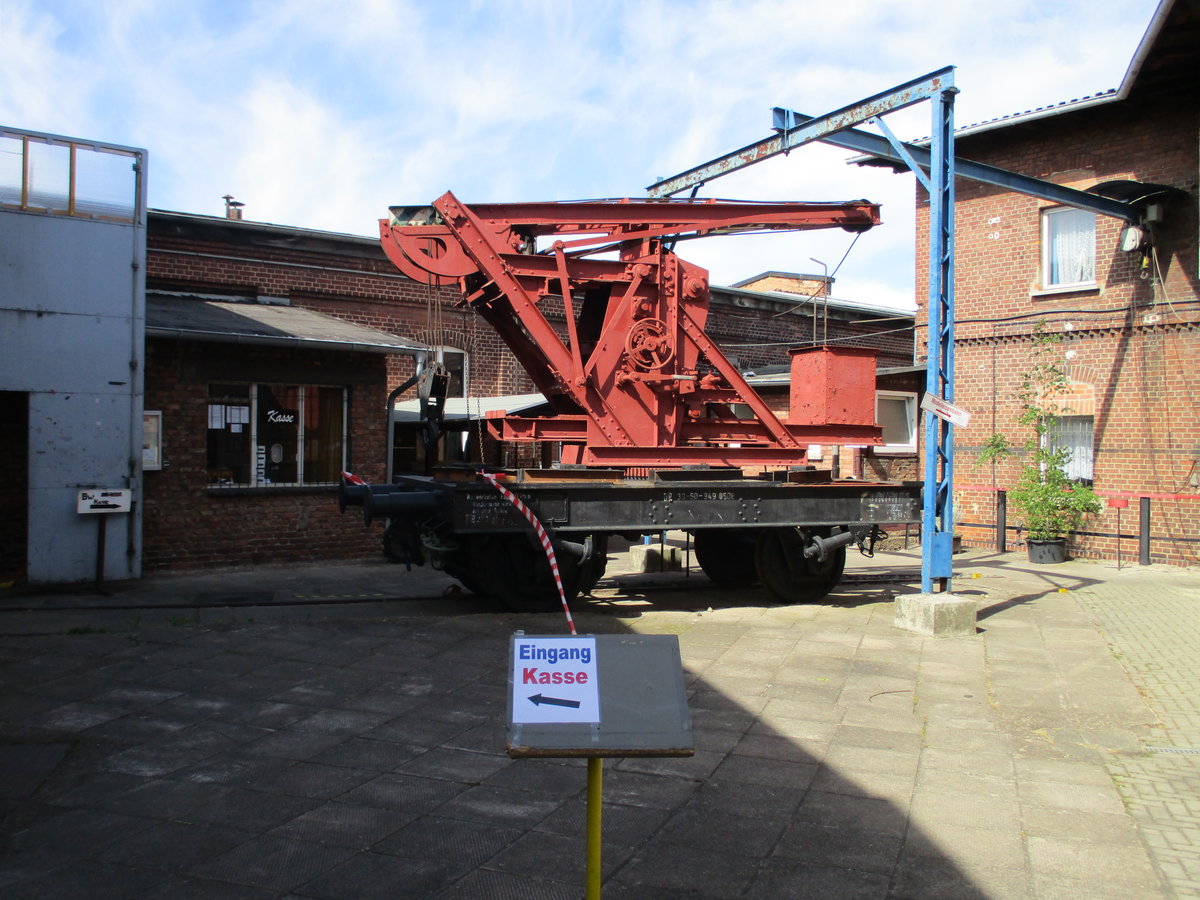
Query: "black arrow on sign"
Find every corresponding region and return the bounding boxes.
[528,694,581,709]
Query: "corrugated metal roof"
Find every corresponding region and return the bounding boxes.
[951,91,1120,139]
[856,2,1189,149]
[925,0,1188,141]
[146,294,431,354]
[392,393,548,423]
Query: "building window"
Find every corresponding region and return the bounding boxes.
[425,347,468,397]
[1048,414,1094,485]
[876,391,917,454]
[207,383,346,486]
[1041,207,1096,289]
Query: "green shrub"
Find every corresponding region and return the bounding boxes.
[977,322,1101,542]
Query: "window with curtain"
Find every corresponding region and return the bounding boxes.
[1048,414,1095,485]
[1042,207,1096,289]
[207,383,346,486]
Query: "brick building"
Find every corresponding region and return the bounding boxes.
[141,211,916,573]
[143,212,440,571]
[713,274,920,484]
[911,0,1198,564]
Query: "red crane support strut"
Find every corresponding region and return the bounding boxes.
[380,192,884,468]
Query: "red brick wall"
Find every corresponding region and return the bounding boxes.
[142,339,389,571]
[915,93,1200,564]
[709,289,913,371]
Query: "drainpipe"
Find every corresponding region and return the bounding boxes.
[1139,496,1151,566]
[385,352,430,483]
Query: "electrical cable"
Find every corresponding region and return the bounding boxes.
[723,325,916,348]
[768,231,865,319]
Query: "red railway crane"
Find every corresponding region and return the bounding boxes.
[379,191,884,468]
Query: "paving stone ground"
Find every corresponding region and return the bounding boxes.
[1072,571,1200,898]
[0,548,1196,898]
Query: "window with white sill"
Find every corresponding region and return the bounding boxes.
[1041,207,1096,290]
[876,392,917,454]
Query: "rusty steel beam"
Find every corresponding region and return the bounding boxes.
[647,67,955,198]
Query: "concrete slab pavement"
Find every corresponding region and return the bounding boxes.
[1,546,1197,897]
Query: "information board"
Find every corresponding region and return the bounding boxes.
[507,633,693,759]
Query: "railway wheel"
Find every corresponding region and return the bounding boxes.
[472,533,600,613]
[576,534,609,596]
[440,537,483,594]
[755,527,846,604]
[693,529,760,587]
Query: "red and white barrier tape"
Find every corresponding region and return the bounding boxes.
[480,472,577,635]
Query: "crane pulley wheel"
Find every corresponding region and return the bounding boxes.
[625,317,674,370]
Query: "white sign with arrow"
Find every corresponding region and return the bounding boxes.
[921,393,972,428]
[511,636,600,724]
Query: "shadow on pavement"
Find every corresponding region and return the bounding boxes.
[0,559,994,897]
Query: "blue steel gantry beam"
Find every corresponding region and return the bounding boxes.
[769,109,1138,222]
[647,67,966,594]
[647,68,956,200]
[923,85,957,593]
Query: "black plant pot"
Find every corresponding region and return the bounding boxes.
[1027,538,1068,564]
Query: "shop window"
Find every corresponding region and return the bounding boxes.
[1041,207,1095,289]
[876,392,917,454]
[207,383,346,486]
[1048,414,1094,485]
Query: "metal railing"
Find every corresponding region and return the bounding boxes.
[0,126,146,224]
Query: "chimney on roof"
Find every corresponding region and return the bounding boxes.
[733,271,833,297]
[222,194,245,221]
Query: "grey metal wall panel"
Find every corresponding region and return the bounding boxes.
[26,485,133,582]
[0,309,138,389]
[28,392,135,482]
[0,214,141,319]
[2,187,145,585]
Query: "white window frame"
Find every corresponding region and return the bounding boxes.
[1041,206,1096,291]
[1048,414,1095,485]
[875,391,918,455]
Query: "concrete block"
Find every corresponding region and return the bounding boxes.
[894,593,977,637]
[628,544,682,573]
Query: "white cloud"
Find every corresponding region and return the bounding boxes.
[0,3,95,131]
[1,0,1161,302]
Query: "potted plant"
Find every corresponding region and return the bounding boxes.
[978,323,1102,563]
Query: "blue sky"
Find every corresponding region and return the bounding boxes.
[1,0,1160,309]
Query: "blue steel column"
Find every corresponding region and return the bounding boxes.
[922,86,957,593]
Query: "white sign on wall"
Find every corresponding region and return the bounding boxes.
[511,636,600,724]
[77,489,132,514]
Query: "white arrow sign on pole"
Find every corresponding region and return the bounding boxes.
[921,394,971,428]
